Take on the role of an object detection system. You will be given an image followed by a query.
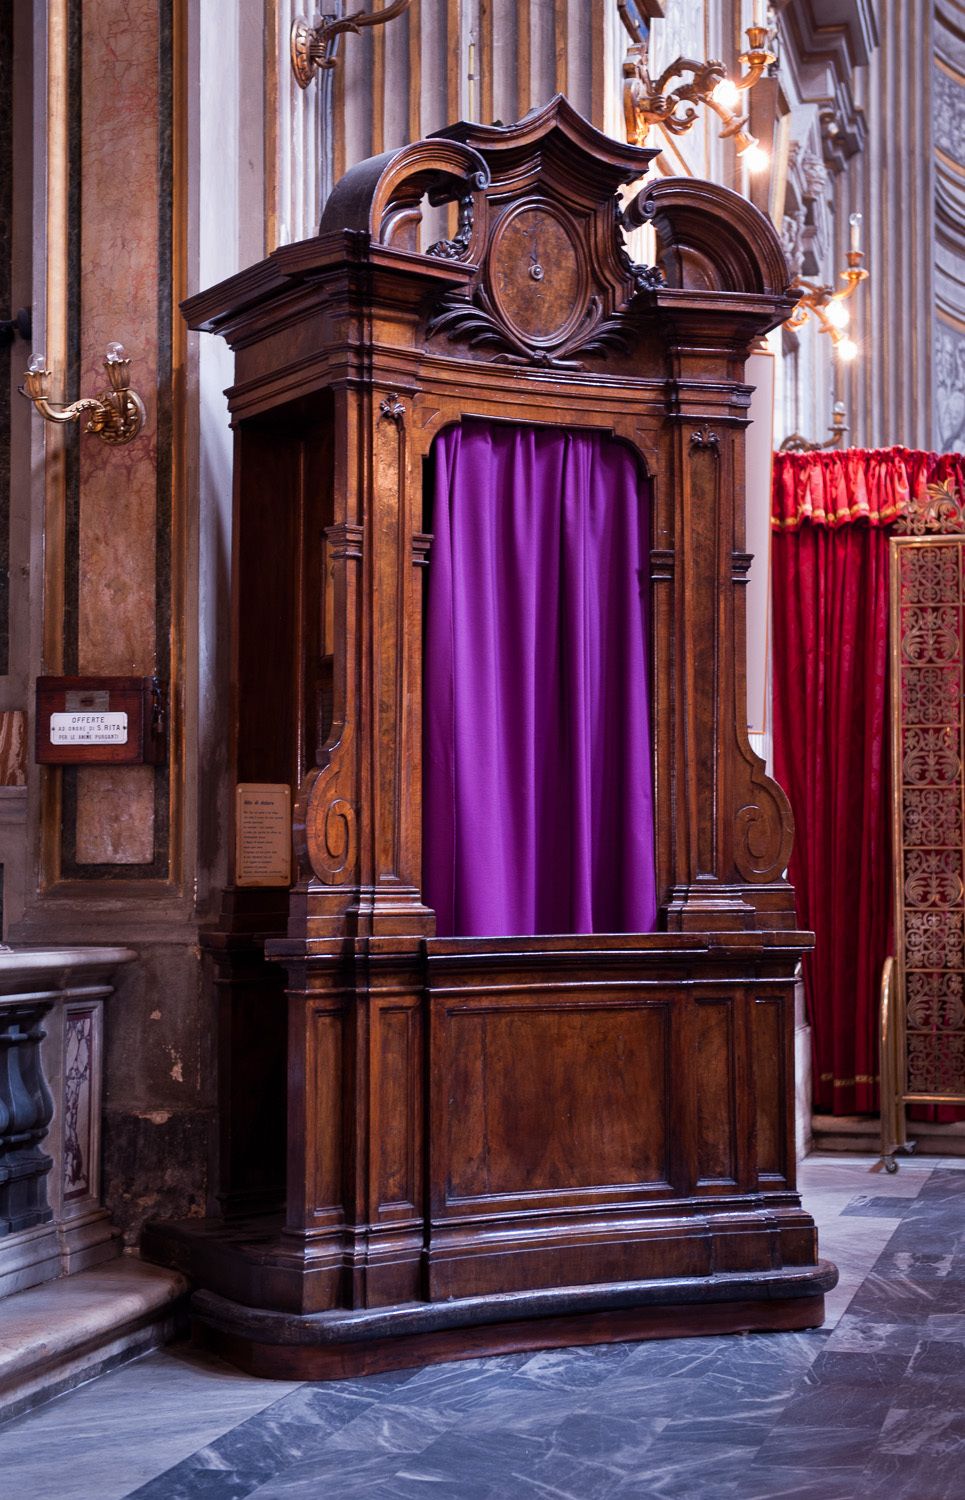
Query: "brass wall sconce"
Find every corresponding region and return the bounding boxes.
[623,9,775,172]
[20,343,146,446]
[291,0,413,88]
[779,400,849,453]
[786,213,868,362]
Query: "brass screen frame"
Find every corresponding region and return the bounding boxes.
[882,530,965,1167]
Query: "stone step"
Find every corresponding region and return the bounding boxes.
[0,1256,188,1424]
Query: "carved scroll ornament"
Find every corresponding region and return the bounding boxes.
[895,479,965,536]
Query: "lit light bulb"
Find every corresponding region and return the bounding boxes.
[741,143,770,174]
[105,341,126,363]
[27,353,47,373]
[711,78,740,112]
[825,300,851,330]
[837,336,858,362]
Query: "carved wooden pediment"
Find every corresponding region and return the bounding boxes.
[318,96,664,369]
[425,97,662,367]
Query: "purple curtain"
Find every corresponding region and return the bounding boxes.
[423,419,657,938]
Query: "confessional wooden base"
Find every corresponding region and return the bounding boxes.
[191,1290,832,1383]
[145,930,835,1375]
[144,100,836,1373]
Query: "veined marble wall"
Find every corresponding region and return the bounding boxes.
[71,0,166,869]
[6,0,211,1242]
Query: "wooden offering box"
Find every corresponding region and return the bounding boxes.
[143,98,834,1379]
[35,676,165,766]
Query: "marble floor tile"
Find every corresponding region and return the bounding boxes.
[878,1401,965,1456]
[531,1407,670,1470]
[925,1310,965,1341]
[802,1347,912,1388]
[822,1311,925,1356]
[733,1466,860,1500]
[775,1380,894,1431]
[860,1448,965,1500]
[4,1154,965,1500]
[751,1422,885,1471]
[515,1339,637,1390]
[0,1346,299,1500]
[840,1193,918,1218]
[600,1440,759,1500]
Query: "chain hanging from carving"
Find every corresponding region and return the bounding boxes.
[893,518,965,1102]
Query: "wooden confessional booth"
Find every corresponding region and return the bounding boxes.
[146,98,836,1378]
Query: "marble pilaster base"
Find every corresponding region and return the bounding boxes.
[0,948,134,1297]
[0,1210,120,1300]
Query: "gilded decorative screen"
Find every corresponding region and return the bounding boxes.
[888,515,965,1139]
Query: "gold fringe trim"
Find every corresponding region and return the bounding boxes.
[820,1073,880,1086]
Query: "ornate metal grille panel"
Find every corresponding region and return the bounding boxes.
[893,536,965,1103]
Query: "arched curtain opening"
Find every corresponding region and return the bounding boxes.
[423,419,658,939]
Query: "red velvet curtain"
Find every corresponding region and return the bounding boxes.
[771,447,965,1116]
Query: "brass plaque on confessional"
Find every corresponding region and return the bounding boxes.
[235,783,292,888]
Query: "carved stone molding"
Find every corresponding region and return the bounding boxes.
[781,134,832,282]
[773,0,877,173]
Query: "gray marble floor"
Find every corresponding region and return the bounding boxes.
[1,1153,963,1500]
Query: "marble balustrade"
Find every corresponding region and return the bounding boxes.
[0,947,134,1297]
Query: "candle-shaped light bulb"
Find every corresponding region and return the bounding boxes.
[712,78,740,112]
[752,0,764,26]
[105,341,126,363]
[27,353,47,373]
[837,336,858,363]
[825,299,851,330]
[849,212,862,253]
[738,138,770,173]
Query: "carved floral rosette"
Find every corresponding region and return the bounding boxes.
[894,529,965,1100]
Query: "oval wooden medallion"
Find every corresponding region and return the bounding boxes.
[489,202,587,348]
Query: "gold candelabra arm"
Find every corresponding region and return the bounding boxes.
[778,402,849,453]
[292,0,413,88]
[20,345,145,446]
[623,24,774,167]
[736,26,776,90]
[786,215,868,361]
[838,252,870,301]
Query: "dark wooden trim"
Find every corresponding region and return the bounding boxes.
[192,1281,834,1381]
